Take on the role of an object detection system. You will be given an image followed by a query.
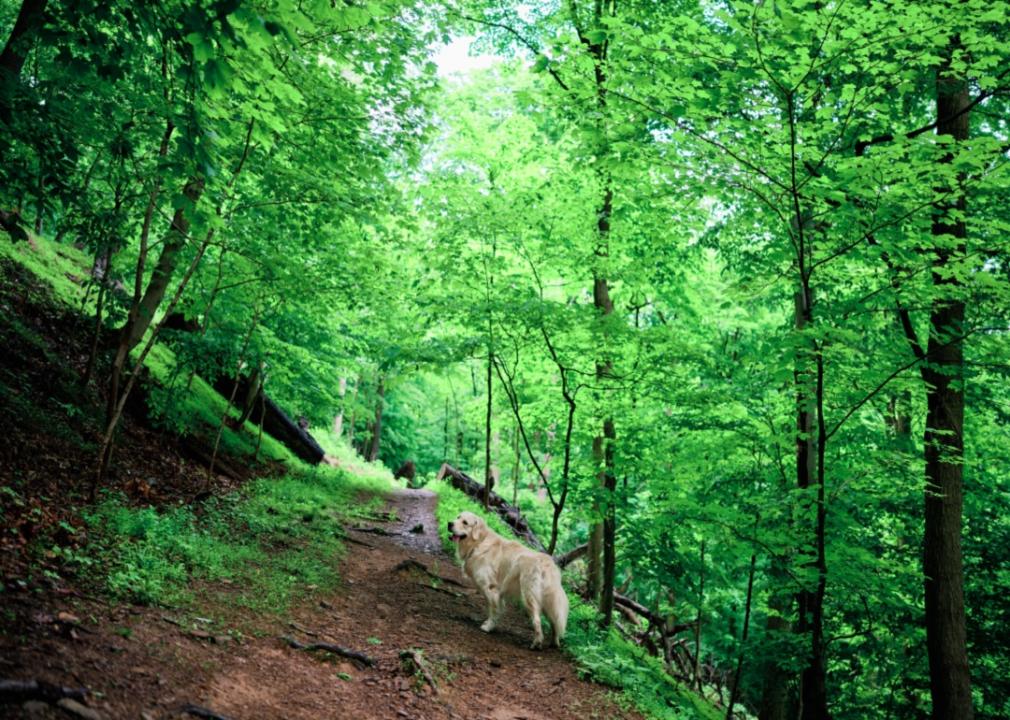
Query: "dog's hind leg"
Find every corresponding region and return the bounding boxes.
[522,583,544,649]
[480,585,501,633]
[544,582,568,647]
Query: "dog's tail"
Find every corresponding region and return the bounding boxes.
[543,564,569,647]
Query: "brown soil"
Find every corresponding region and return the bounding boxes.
[0,488,642,720]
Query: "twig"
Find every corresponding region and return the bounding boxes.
[399,649,438,694]
[350,526,393,536]
[393,559,465,587]
[343,536,375,549]
[416,583,464,598]
[281,636,375,667]
[288,622,318,637]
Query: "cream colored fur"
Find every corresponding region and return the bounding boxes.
[448,511,568,649]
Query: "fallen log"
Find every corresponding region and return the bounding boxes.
[554,543,587,568]
[281,635,375,667]
[613,594,695,635]
[212,375,324,465]
[436,463,546,552]
[0,679,87,704]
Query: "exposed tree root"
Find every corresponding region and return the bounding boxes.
[281,635,375,667]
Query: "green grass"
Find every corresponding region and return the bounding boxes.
[0,232,92,306]
[432,480,722,720]
[81,464,393,611]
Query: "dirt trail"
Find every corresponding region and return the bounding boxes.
[1,489,640,720]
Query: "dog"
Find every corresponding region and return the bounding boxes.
[448,511,568,649]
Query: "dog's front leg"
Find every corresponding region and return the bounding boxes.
[480,584,501,633]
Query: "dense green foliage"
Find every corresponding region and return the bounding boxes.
[3,0,1010,717]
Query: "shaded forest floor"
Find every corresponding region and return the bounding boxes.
[0,486,641,720]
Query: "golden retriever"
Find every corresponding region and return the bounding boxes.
[448,511,568,649]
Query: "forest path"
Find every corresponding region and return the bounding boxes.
[197,487,638,720]
[1,488,639,720]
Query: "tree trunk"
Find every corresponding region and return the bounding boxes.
[759,593,793,720]
[695,539,706,692]
[347,377,358,448]
[208,304,260,486]
[921,43,972,720]
[333,376,347,437]
[108,177,204,424]
[727,549,758,720]
[484,350,493,509]
[234,362,263,427]
[794,289,830,720]
[512,420,520,507]
[367,375,385,462]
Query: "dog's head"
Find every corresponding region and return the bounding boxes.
[448,511,486,547]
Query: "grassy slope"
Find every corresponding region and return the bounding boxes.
[431,483,723,720]
[0,233,294,465]
[1,233,401,617]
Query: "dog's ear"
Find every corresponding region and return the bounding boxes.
[470,516,487,543]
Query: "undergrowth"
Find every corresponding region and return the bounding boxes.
[81,465,391,612]
[432,481,722,720]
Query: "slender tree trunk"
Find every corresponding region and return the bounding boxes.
[254,382,266,461]
[347,377,358,448]
[208,303,260,485]
[695,538,706,693]
[759,590,793,720]
[367,375,385,462]
[794,287,830,720]
[585,12,618,624]
[333,376,347,437]
[484,351,493,508]
[443,395,450,462]
[564,0,617,615]
[921,43,972,720]
[235,363,262,427]
[727,548,758,720]
[599,413,616,622]
[512,420,520,507]
[81,243,116,387]
[80,279,107,387]
[108,176,204,424]
[93,227,215,494]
